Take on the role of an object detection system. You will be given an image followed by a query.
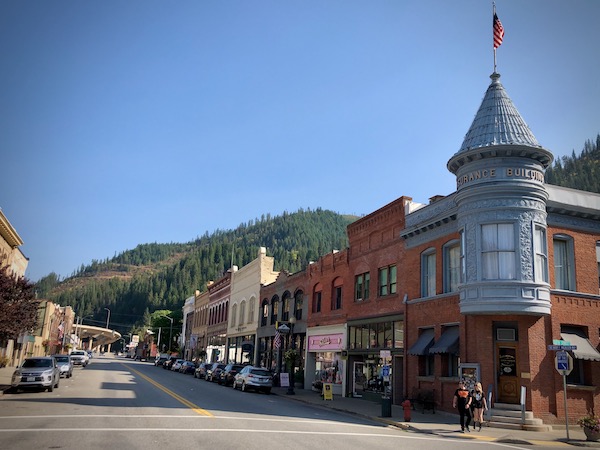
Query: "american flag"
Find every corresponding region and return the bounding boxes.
[493,13,504,49]
[273,330,281,349]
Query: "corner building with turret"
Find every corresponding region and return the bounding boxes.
[400,71,600,427]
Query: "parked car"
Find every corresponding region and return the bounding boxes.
[163,356,178,370]
[52,354,73,378]
[170,359,185,372]
[11,356,60,392]
[219,364,245,386]
[70,350,89,367]
[205,363,226,382]
[233,366,273,394]
[154,354,169,366]
[194,362,212,379]
[179,361,196,374]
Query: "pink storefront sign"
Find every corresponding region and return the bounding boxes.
[308,333,344,351]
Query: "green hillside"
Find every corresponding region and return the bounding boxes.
[36,208,357,336]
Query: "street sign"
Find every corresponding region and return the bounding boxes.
[555,350,573,376]
[547,345,577,351]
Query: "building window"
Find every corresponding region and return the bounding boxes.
[332,278,343,310]
[231,304,237,327]
[533,225,549,283]
[554,235,575,291]
[460,229,466,283]
[239,301,246,326]
[596,241,600,293]
[281,295,290,322]
[482,223,516,280]
[270,296,279,325]
[444,241,460,293]
[378,265,397,296]
[248,298,255,324]
[294,291,303,320]
[261,299,268,326]
[312,285,322,313]
[354,272,370,301]
[421,249,436,297]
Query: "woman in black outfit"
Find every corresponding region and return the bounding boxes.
[452,381,472,432]
[470,382,487,431]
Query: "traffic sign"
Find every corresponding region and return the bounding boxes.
[555,351,573,376]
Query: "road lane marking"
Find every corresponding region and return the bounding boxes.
[121,363,212,417]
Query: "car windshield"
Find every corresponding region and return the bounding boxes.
[22,359,52,368]
[54,356,69,362]
[251,369,271,376]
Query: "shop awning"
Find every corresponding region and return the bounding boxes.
[560,332,600,361]
[429,326,459,355]
[407,328,435,356]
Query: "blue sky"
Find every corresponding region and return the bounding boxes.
[1,0,599,283]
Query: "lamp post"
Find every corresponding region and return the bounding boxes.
[104,308,111,330]
[286,316,297,395]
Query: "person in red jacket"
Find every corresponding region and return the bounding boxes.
[452,380,472,432]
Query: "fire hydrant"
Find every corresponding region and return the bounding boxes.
[401,398,412,422]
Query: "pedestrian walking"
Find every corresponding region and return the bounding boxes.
[470,382,487,431]
[453,380,472,432]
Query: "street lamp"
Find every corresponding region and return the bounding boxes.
[104,308,111,330]
[286,316,297,395]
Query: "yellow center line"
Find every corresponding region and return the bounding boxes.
[122,363,213,417]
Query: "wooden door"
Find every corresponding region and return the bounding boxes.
[496,344,519,403]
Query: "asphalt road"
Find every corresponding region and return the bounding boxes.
[0,355,552,450]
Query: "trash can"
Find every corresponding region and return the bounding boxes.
[381,396,392,417]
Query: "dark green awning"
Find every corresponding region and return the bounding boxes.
[407,328,435,356]
[430,326,459,355]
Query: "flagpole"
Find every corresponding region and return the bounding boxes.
[493,2,497,73]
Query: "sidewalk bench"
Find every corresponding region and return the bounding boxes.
[410,388,436,414]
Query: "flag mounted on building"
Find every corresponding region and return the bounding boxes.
[493,12,504,49]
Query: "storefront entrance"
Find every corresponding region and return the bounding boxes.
[496,343,519,403]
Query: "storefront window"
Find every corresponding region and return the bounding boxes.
[354,358,390,394]
[349,321,404,350]
[314,352,342,385]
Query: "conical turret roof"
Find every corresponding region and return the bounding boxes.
[447,73,553,174]
[459,72,539,152]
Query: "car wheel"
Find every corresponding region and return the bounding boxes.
[55,378,59,388]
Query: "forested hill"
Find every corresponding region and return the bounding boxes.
[36,208,357,335]
[545,134,600,193]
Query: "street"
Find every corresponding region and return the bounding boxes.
[0,355,566,450]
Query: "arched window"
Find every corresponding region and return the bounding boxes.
[332,277,343,310]
[261,299,269,327]
[230,303,237,327]
[312,284,322,313]
[270,296,279,325]
[294,290,303,320]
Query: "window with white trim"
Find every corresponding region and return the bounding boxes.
[553,235,575,291]
[443,241,460,293]
[421,250,436,297]
[481,223,516,280]
[533,224,548,283]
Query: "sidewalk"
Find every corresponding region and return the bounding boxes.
[270,386,600,448]
[1,363,597,447]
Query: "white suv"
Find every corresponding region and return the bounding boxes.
[70,350,89,367]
